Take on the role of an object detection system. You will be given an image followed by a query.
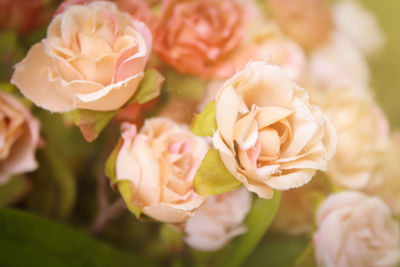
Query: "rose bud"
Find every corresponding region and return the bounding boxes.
[12,1,152,112]
[314,191,400,267]
[113,118,209,223]
[0,91,40,183]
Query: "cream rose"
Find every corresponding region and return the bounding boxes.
[334,0,385,56]
[0,91,40,184]
[309,34,370,97]
[213,62,337,199]
[184,188,252,251]
[323,87,389,190]
[314,191,400,267]
[115,118,209,223]
[12,1,152,112]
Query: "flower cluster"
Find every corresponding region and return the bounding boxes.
[1,0,399,266]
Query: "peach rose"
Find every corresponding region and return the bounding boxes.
[268,0,334,50]
[334,0,385,56]
[115,118,209,223]
[213,62,337,199]
[0,91,40,184]
[323,87,389,190]
[184,188,252,251]
[12,1,152,112]
[314,192,400,267]
[153,0,245,79]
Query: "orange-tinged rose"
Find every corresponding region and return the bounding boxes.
[153,0,245,79]
[12,1,152,112]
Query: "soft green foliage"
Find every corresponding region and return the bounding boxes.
[160,224,184,251]
[217,192,281,267]
[0,176,30,207]
[244,233,308,267]
[193,147,242,196]
[0,208,158,267]
[191,101,218,137]
[27,145,76,220]
[65,69,163,142]
[164,68,206,100]
[295,244,317,267]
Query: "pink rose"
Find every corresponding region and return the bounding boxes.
[12,1,152,112]
[184,188,252,251]
[153,0,246,79]
[0,91,40,183]
[115,118,209,223]
[314,192,400,267]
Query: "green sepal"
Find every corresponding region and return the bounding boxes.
[115,180,142,218]
[65,69,164,142]
[193,147,242,196]
[191,101,217,137]
[104,139,142,218]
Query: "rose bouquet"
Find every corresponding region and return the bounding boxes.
[0,0,399,266]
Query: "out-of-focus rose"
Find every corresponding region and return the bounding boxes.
[268,0,334,50]
[213,62,337,199]
[159,98,197,125]
[184,188,251,251]
[323,87,389,190]
[0,0,48,35]
[115,118,209,223]
[153,0,246,79]
[12,1,152,112]
[56,0,153,27]
[314,191,400,267]
[334,0,385,56]
[366,131,400,216]
[0,91,40,184]
[308,34,370,99]
[250,33,307,85]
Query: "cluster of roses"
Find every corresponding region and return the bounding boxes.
[1,0,400,266]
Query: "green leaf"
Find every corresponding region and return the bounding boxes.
[0,208,158,267]
[128,69,164,105]
[164,68,206,100]
[160,224,184,251]
[0,176,30,207]
[65,69,163,142]
[191,101,217,137]
[215,192,281,267]
[244,233,308,267]
[105,139,122,183]
[27,145,76,220]
[294,243,317,267]
[193,147,242,196]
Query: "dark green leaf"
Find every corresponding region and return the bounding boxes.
[0,175,30,207]
[0,208,158,267]
[163,68,205,100]
[294,243,317,267]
